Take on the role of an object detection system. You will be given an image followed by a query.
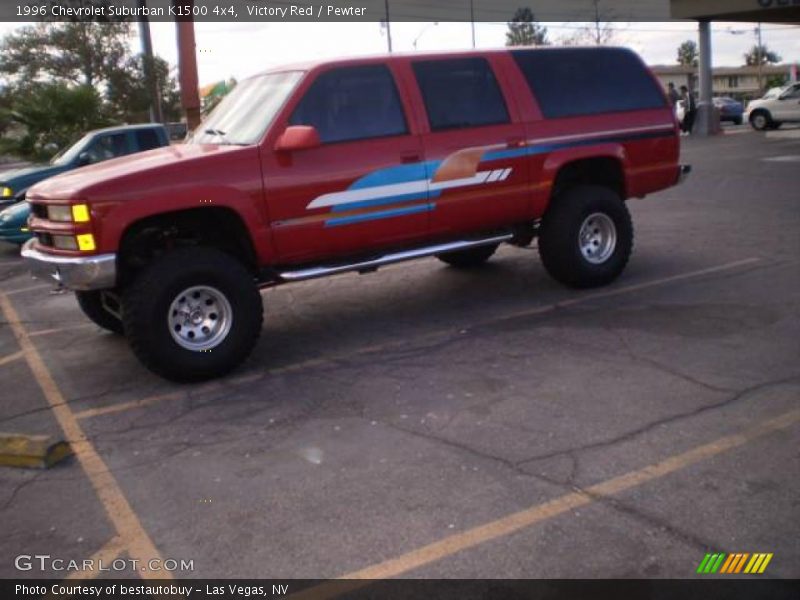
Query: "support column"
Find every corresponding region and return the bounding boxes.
[695,19,720,136]
[174,1,201,132]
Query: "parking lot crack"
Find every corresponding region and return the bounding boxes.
[515,374,800,470]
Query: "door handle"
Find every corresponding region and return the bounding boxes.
[506,138,527,149]
[400,153,421,164]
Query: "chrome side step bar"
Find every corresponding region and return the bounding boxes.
[277,233,514,283]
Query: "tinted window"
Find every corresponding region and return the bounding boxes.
[289,65,407,144]
[413,58,509,131]
[512,48,667,119]
[85,133,128,163]
[136,128,161,151]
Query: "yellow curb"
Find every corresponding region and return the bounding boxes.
[0,432,72,469]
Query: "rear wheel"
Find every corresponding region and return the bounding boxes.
[538,185,633,289]
[122,247,263,382]
[437,244,498,268]
[75,290,124,335]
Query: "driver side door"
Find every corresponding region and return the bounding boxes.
[262,63,429,265]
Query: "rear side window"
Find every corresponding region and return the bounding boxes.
[289,65,407,144]
[512,48,667,119]
[412,58,510,131]
[135,128,162,151]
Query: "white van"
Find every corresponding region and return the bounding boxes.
[745,82,800,130]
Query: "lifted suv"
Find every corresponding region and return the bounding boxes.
[23,47,689,381]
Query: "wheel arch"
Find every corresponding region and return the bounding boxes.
[117,206,259,287]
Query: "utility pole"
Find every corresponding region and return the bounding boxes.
[755,23,764,95]
[384,0,392,53]
[470,0,475,48]
[137,0,163,123]
[174,0,201,131]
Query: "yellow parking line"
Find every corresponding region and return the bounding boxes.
[64,536,125,580]
[291,408,799,597]
[76,257,761,421]
[0,293,171,581]
[0,349,24,367]
[29,323,95,338]
[5,283,52,296]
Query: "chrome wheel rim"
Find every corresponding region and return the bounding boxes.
[753,114,767,129]
[579,212,617,265]
[168,285,232,351]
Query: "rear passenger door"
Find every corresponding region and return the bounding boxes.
[410,56,530,237]
[263,64,429,264]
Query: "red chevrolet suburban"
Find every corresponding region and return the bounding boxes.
[22,47,689,381]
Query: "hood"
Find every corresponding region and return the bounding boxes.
[29,143,254,201]
[0,164,71,191]
[0,199,30,224]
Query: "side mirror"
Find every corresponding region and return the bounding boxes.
[77,152,92,167]
[275,125,321,153]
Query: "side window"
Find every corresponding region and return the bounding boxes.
[135,129,162,151]
[783,84,800,99]
[289,65,407,144]
[412,58,509,131]
[85,133,128,164]
[512,48,667,119]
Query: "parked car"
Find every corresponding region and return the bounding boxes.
[22,47,688,381]
[0,200,31,244]
[745,82,800,130]
[0,124,169,244]
[712,96,744,125]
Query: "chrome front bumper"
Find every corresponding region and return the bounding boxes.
[21,239,116,291]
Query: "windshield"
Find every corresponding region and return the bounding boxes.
[762,87,783,100]
[50,133,92,166]
[190,71,304,145]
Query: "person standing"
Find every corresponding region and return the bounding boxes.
[680,85,696,135]
[667,82,680,108]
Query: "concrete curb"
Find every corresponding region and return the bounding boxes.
[0,432,72,469]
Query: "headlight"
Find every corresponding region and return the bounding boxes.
[46,203,91,223]
[1,186,13,198]
[47,205,73,222]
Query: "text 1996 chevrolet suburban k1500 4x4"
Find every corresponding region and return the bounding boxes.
[22,47,690,381]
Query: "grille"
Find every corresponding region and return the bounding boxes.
[30,203,48,219]
[35,232,53,247]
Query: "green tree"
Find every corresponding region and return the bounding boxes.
[676,40,699,67]
[0,12,182,158]
[744,44,782,66]
[0,21,132,88]
[505,8,549,47]
[0,83,110,160]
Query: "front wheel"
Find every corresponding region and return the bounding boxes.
[750,111,771,131]
[538,185,633,289]
[122,247,263,382]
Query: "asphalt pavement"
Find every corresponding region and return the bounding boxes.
[0,124,797,581]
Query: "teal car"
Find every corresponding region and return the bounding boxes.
[0,123,169,244]
[0,200,31,244]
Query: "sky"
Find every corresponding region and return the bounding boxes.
[1,20,799,86]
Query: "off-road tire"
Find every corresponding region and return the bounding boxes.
[437,244,498,268]
[538,184,633,289]
[75,290,124,335]
[122,247,263,382]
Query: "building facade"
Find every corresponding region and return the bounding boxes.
[651,64,796,101]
